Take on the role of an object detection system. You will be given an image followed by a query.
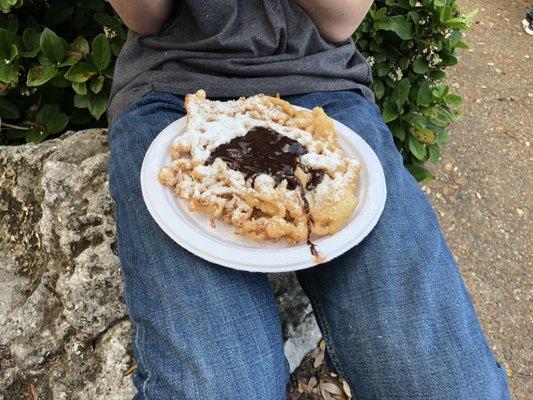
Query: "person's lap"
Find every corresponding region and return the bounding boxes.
[108,90,509,399]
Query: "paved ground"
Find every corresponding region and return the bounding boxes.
[290,1,532,398]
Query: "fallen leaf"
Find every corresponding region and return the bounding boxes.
[26,384,38,400]
[320,385,334,400]
[123,361,138,376]
[314,351,324,368]
[321,381,343,395]
[307,376,317,390]
[341,379,352,398]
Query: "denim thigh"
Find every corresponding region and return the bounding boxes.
[287,90,510,400]
[108,92,288,400]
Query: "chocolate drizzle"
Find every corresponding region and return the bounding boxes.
[206,126,306,190]
[206,126,324,257]
[306,171,325,190]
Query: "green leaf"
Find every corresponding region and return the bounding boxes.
[111,39,124,57]
[406,164,433,182]
[431,70,447,80]
[72,82,87,95]
[393,78,410,108]
[0,62,18,83]
[44,5,74,26]
[45,112,69,134]
[91,34,111,71]
[390,15,413,39]
[94,12,114,26]
[89,75,104,94]
[59,55,80,67]
[372,79,385,99]
[5,129,28,140]
[389,120,406,141]
[0,97,19,119]
[39,28,65,64]
[23,27,40,51]
[398,57,409,70]
[74,93,89,109]
[448,31,462,47]
[417,82,432,106]
[88,92,108,120]
[411,128,436,144]
[455,40,469,50]
[444,18,468,29]
[465,8,479,21]
[0,28,14,59]
[412,58,429,74]
[35,103,59,124]
[434,0,446,7]
[431,84,449,99]
[403,112,427,130]
[20,47,40,58]
[428,144,441,163]
[376,63,390,77]
[7,44,17,62]
[26,129,49,143]
[382,100,398,122]
[49,71,71,88]
[5,13,17,34]
[374,16,413,39]
[408,136,426,160]
[440,52,458,67]
[71,36,89,57]
[65,62,97,82]
[27,65,58,86]
[444,93,463,106]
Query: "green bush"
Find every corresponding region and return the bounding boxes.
[0,0,475,181]
[356,0,476,181]
[0,0,125,144]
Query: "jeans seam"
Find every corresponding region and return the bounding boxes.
[133,323,152,399]
[301,274,348,380]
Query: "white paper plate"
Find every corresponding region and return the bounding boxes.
[141,112,386,273]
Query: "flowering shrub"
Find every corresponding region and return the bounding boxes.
[0,0,475,181]
[355,0,476,180]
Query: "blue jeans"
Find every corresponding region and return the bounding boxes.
[108,90,509,399]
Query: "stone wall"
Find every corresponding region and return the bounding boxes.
[0,130,319,399]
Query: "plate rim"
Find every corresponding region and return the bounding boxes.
[141,110,387,273]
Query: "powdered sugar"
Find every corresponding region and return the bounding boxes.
[159,90,361,244]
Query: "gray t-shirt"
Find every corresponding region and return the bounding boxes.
[108,0,373,124]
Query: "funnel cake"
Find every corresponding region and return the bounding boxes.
[158,90,360,256]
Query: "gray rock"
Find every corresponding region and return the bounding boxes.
[0,129,319,399]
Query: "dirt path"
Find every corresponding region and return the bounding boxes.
[428,1,532,398]
[290,1,532,399]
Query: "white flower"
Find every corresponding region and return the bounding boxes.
[429,55,442,67]
[104,26,117,39]
[388,67,403,82]
[415,2,422,7]
[366,56,375,67]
